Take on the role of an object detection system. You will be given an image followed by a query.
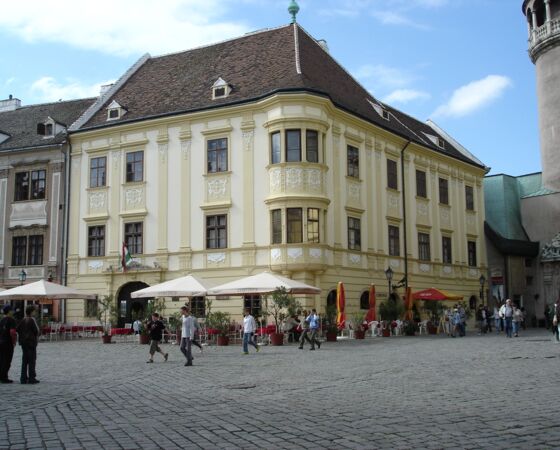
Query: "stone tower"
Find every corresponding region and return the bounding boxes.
[523,0,560,191]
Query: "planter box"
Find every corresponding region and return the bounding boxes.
[354,330,365,339]
[217,335,229,346]
[270,332,284,346]
[382,328,391,337]
[102,335,112,344]
[325,331,338,342]
[140,334,150,345]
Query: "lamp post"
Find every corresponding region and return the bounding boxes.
[479,274,486,305]
[385,267,394,297]
[18,269,27,285]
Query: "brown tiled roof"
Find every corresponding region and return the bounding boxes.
[0,98,94,152]
[79,24,483,169]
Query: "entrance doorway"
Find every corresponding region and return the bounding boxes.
[116,281,150,327]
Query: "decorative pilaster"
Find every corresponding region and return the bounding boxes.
[241,118,256,248]
[179,124,192,254]
[48,162,63,264]
[156,127,169,262]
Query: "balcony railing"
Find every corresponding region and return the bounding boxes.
[530,18,560,48]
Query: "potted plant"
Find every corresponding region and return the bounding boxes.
[350,311,366,339]
[402,320,418,336]
[205,311,231,346]
[97,295,117,344]
[379,296,405,337]
[324,304,338,342]
[139,321,150,345]
[423,301,445,335]
[266,287,299,346]
[167,311,182,344]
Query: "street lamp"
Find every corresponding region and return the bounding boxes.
[18,269,27,285]
[385,267,394,296]
[479,274,486,304]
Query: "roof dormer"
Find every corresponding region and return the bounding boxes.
[37,116,58,138]
[106,100,127,121]
[422,132,446,149]
[367,99,390,121]
[0,131,10,145]
[212,77,232,100]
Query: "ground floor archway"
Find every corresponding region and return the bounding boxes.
[116,281,150,327]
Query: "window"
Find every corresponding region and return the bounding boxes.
[271,209,282,244]
[11,236,27,266]
[467,241,477,267]
[189,297,206,317]
[286,130,301,162]
[360,291,370,310]
[90,157,107,188]
[45,123,53,136]
[442,236,452,264]
[108,109,120,119]
[206,215,227,249]
[439,178,449,205]
[88,226,105,257]
[126,151,143,183]
[348,217,361,250]
[28,235,43,265]
[85,299,98,318]
[465,185,474,211]
[388,225,400,256]
[287,208,303,244]
[418,232,430,261]
[244,295,261,318]
[271,132,281,164]
[347,145,359,178]
[416,170,427,198]
[387,159,398,189]
[214,87,226,98]
[306,131,319,163]
[124,222,143,255]
[207,138,228,173]
[15,170,46,201]
[307,208,320,243]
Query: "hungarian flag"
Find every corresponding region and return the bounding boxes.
[121,241,132,271]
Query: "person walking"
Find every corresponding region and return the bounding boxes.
[190,315,203,354]
[146,313,168,363]
[445,307,453,336]
[307,309,321,350]
[451,308,461,338]
[494,303,502,334]
[180,306,195,366]
[242,308,259,355]
[485,306,493,333]
[458,305,466,337]
[512,304,523,337]
[0,305,17,384]
[476,305,485,335]
[500,299,514,338]
[298,309,313,349]
[16,305,40,384]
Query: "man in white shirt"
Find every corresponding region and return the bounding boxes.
[499,299,514,338]
[242,308,259,355]
[180,306,195,366]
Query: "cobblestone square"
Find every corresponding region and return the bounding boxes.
[1,330,559,449]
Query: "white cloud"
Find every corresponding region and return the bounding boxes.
[354,64,415,89]
[0,0,249,57]
[372,11,430,29]
[383,89,430,104]
[433,75,512,118]
[30,77,115,102]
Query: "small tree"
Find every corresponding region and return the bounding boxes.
[324,304,338,333]
[423,301,445,324]
[379,297,405,321]
[97,295,117,336]
[267,287,299,333]
[205,311,231,337]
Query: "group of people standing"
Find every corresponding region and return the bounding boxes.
[493,299,525,338]
[0,304,40,384]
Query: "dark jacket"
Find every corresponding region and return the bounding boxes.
[16,317,40,347]
[0,316,17,345]
[148,320,165,341]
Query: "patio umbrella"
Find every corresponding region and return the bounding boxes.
[412,287,463,301]
[0,280,96,300]
[336,281,346,329]
[364,284,376,322]
[207,271,321,296]
[131,274,216,298]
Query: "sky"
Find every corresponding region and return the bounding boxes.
[0,0,540,176]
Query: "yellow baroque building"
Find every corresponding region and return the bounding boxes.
[65,23,487,325]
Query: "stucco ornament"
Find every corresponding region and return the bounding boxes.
[541,232,560,262]
[287,248,303,260]
[207,253,226,263]
[286,168,303,189]
[309,248,322,259]
[207,178,227,198]
[125,188,143,207]
[89,192,106,209]
[270,248,282,261]
[306,169,322,191]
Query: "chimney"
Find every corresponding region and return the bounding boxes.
[317,39,329,53]
[0,95,22,112]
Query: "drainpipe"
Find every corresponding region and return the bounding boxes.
[61,141,72,322]
[400,141,412,291]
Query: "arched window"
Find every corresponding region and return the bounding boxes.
[360,291,369,310]
[326,290,336,308]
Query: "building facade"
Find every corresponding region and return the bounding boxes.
[0,96,93,319]
[65,23,488,324]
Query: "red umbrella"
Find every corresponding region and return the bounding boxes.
[404,287,413,320]
[336,281,346,329]
[412,287,463,301]
[364,284,376,322]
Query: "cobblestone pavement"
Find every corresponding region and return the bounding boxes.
[1,329,559,450]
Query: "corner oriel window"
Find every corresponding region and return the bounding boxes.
[207,138,228,173]
[307,208,320,243]
[271,132,281,164]
[287,208,303,244]
[286,130,301,162]
[271,209,282,244]
[306,130,319,163]
[126,151,143,183]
